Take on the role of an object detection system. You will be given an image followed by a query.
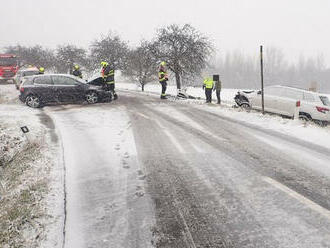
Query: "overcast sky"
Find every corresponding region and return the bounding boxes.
[1,0,330,66]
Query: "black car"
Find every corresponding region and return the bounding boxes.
[19,74,111,108]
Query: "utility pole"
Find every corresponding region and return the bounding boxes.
[260,45,265,115]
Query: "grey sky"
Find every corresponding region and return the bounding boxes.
[1,0,330,65]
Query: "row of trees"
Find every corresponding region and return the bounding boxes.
[4,24,213,90]
[3,24,330,92]
[209,47,330,92]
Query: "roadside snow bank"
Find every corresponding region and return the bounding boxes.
[0,84,20,104]
[117,82,239,105]
[0,100,63,247]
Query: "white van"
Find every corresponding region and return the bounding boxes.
[238,85,330,125]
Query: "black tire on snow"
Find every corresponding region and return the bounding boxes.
[86,91,99,104]
[25,95,41,108]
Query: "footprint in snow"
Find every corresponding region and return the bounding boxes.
[135,186,145,197]
[137,170,146,180]
[124,152,129,158]
[122,160,130,169]
[115,144,120,150]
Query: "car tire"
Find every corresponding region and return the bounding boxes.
[240,103,251,111]
[25,94,42,108]
[299,113,312,122]
[85,91,98,104]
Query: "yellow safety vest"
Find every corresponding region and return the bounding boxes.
[203,77,214,89]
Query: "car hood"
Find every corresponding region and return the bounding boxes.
[87,77,104,86]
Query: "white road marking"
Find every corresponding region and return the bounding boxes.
[263,176,330,220]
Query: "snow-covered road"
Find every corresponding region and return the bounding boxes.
[45,90,330,247]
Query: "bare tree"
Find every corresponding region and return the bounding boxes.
[89,32,129,70]
[264,47,287,85]
[122,42,157,91]
[55,44,87,73]
[150,24,213,89]
[5,45,55,70]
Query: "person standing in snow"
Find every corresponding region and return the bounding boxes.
[101,61,117,100]
[213,76,222,104]
[72,64,83,79]
[159,61,168,99]
[203,76,214,103]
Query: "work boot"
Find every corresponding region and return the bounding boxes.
[161,95,167,99]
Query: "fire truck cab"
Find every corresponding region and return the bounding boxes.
[0,54,19,83]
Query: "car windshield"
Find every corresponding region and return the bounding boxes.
[22,71,39,76]
[319,96,330,106]
[0,57,17,66]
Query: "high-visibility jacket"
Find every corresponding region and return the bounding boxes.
[203,77,214,89]
[159,68,168,82]
[102,64,115,84]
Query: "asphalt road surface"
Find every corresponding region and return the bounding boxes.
[45,90,330,248]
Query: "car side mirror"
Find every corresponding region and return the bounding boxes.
[257,90,261,95]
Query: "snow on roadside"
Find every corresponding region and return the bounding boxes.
[0,86,64,248]
[0,84,20,104]
[117,82,330,150]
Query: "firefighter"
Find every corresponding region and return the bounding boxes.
[203,76,214,103]
[38,67,45,75]
[72,65,82,79]
[213,76,222,104]
[101,61,117,100]
[159,61,168,99]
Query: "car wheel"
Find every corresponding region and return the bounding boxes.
[299,113,312,122]
[240,103,251,111]
[25,95,41,108]
[86,91,98,104]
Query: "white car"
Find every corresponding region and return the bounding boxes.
[14,67,40,90]
[235,85,330,126]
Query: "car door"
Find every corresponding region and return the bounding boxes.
[251,86,280,113]
[32,76,55,103]
[272,88,301,117]
[51,75,84,102]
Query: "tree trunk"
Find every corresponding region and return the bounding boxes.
[141,83,145,91]
[175,72,181,89]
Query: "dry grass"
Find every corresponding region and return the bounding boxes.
[0,142,49,248]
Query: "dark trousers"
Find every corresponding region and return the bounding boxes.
[104,83,117,100]
[205,88,212,102]
[216,90,221,104]
[160,81,167,96]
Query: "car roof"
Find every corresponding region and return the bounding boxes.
[267,85,321,95]
[19,67,39,72]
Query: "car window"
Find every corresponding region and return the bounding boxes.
[34,76,52,85]
[52,76,79,86]
[319,96,330,106]
[303,92,316,102]
[281,88,303,100]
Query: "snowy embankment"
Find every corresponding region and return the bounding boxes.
[117,82,330,150]
[0,85,63,248]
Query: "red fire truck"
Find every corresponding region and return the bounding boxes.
[0,54,19,83]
